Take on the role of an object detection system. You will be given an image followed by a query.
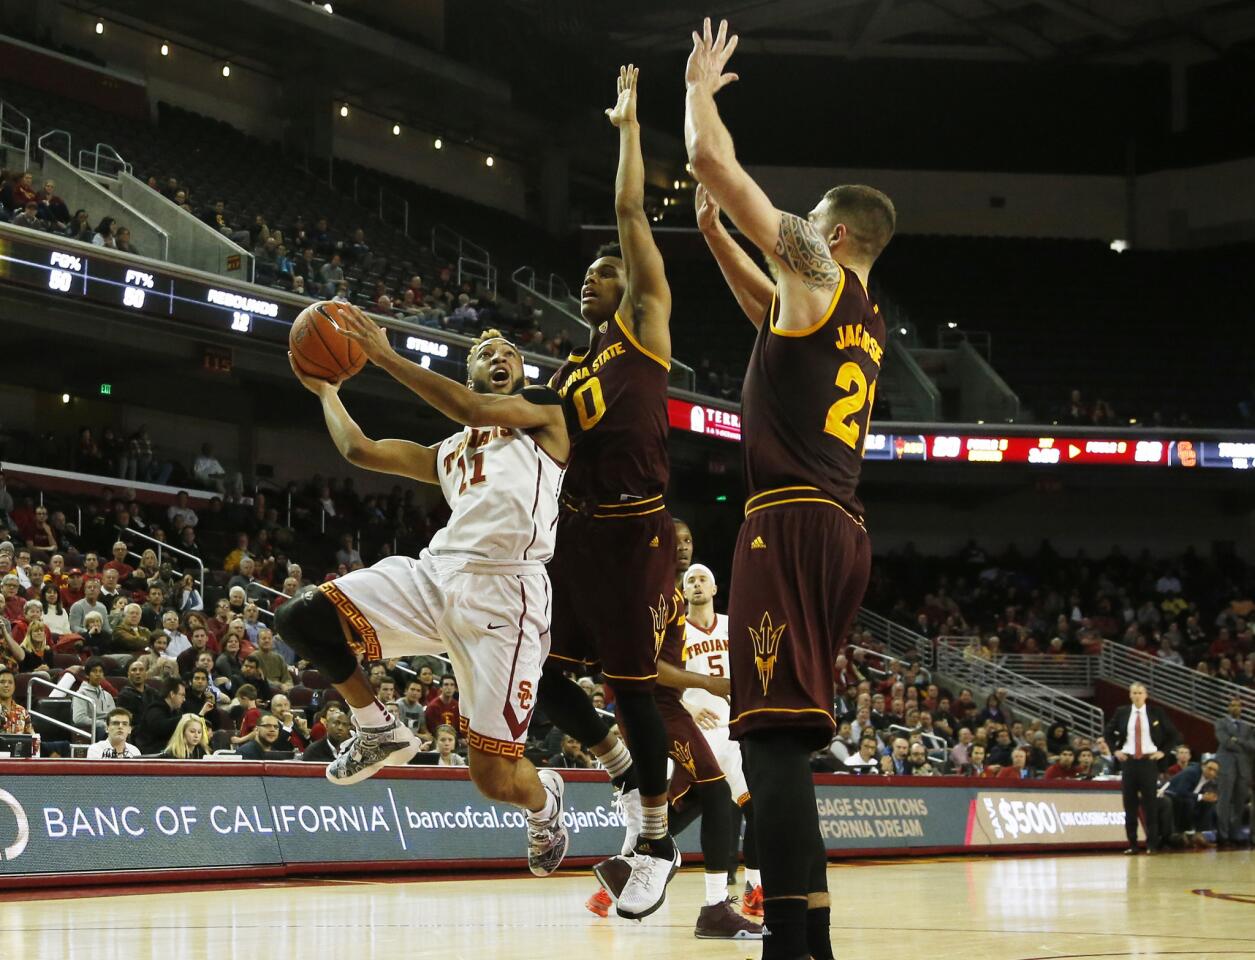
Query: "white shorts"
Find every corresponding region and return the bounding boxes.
[703,724,749,805]
[319,551,550,758]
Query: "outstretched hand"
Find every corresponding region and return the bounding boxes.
[606,64,639,127]
[685,17,739,96]
[695,182,721,232]
[337,303,395,366]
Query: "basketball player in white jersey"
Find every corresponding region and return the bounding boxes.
[680,563,762,914]
[279,306,569,877]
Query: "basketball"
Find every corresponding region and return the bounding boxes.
[289,300,367,382]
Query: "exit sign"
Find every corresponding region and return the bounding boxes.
[99,383,112,396]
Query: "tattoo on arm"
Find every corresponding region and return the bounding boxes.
[775,213,841,292]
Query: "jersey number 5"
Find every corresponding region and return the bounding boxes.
[824,361,876,453]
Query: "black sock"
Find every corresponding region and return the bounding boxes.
[762,898,808,960]
[612,765,638,793]
[635,834,675,859]
[807,906,833,960]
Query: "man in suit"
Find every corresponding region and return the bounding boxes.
[300,711,351,764]
[1162,757,1221,847]
[1214,696,1254,847]
[1105,681,1180,854]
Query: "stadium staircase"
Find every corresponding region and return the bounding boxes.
[1097,641,1255,721]
[855,609,1105,740]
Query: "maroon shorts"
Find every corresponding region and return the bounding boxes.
[658,698,726,808]
[728,491,871,747]
[547,498,676,693]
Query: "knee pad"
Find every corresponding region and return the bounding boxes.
[274,589,357,684]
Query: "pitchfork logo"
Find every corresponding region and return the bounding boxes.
[0,788,30,862]
[673,741,697,777]
[650,594,670,660]
[749,611,787,696]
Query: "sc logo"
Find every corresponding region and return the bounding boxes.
[0,788,30,861]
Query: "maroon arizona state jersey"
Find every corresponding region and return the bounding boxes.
[551,313,670,502]
[741,269,885,519]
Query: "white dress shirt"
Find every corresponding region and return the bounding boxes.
[1122,706,1157,756]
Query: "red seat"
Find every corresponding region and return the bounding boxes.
[54,653,84,668]
[301,670,329,690]
[287,685,315,708]
[322,688,345,705]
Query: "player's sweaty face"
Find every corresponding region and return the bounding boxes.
[580,257,624,323]
[469,340,524,395]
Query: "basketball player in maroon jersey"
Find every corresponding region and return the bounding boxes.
[539,65,679,919]
[686,18,896,960]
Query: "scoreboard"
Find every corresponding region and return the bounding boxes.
[667,397,1254,471]
[0,225,556,383]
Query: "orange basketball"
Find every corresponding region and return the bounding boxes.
[289,300,368,382]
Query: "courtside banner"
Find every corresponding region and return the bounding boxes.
[0,763,1130,887]
[966,788,1143,846]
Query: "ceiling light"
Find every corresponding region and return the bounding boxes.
[672,180,680,190]
[95,20,104,35]
[685,163,692,174]
[61,393,71,404]
[160,42,170,56]
[323,2,334,12]
[392,123,401,136]
[899,327,908,335]
[433,137,443,150]
[485,155,494,167]
[1109,238,1129,253]
[221,63,231,77]
[339,104,349,118]
[947,322,957,329]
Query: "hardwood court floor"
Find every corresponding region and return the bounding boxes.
[3,850,1253,960]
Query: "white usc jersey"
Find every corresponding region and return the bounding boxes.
[428,424,565,563]
[680,612,731,723]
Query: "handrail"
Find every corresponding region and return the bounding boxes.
[431,224,491,273]
[887,723,949,757]
[77,142,131,178]
[36,128,72,162]
[0,99,31,172]
[846,644,932,685]
[996,652,1098,692]
[853,608,933,664]
[25,675,96,742]
[1097,641,1255,720]
[934,641,1105,741]
[120,526,205,598]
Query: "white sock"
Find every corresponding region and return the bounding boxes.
[350,698,390,728]
[704,872,727,906]
[745,867,761,888]
[527,784,558,823]
[640,802,667,840]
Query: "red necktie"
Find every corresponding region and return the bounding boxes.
[1134,710,1143,759]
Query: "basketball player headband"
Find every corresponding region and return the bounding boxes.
[683,563,716,588]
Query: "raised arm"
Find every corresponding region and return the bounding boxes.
[289,353,437,484]
[695,183,774,327]
[684,19,841,311]
[337,307,569,460]
[606,65,672,358]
